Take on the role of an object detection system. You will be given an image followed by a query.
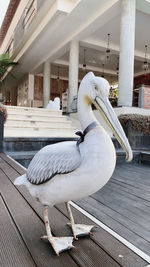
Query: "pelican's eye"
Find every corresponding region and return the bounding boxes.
[94,85,98,91]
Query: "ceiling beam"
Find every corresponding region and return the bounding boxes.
[53,59,117,76]
[82,38,150,61]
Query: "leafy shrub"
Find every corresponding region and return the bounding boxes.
[0,104,7,123]
[119,114,150,135]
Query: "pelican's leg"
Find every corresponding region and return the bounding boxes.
[66,202,97,239]
[41,206,74,256]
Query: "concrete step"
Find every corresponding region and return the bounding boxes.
[5,119,72,128]
[116,149,140,164]
[3,137,78,152]
[4,127,76,138]
[7,151,37,168]
[5,105,62,116]
[7,114,69,121]
[140,151,150,165]
[4,105,76,138]
[112,137,121,149]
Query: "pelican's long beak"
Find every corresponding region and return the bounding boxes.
[94,96,133,162]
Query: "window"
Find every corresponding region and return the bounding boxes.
[23,0,37,30]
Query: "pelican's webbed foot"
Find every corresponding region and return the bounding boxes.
[65,202,97,240]
[41,235,74,256]
[67,223,96,238]
[43,206,75,256]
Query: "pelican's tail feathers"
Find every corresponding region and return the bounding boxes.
[14,174,27,185]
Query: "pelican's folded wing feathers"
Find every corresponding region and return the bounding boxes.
[27,141,81,185]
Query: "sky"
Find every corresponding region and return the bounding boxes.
[0,0,10,27]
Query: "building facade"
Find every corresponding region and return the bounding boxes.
[0,0,150,110]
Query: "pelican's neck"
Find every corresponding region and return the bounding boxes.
[77,94,98,131]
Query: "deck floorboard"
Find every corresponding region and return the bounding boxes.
[76,163,150,256]
[0,153,149,267]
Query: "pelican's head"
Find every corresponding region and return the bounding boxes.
[79,72,133,162]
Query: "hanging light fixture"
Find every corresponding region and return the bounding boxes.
[57,66,60,80]
[57,66,60,94]
[116,56,119,75]
[101,63,105,77]
[106,33,111,60]
[83,48,87,68]
[142,45,149,72]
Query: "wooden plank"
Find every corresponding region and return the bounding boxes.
[76,197,150,256]
[101,182,150,219]
[107,179,150,204]
[56,203,148,267]
[116,164,150,176]
[112,170,150,186]
[0,168,77,267]
[0,155,121,267]
[92,187,150,231]
[96,185,150,213]
[111,178,150,200]
[0,153,26,175]
[0,194,36,267]
[102,180,150,206]
[111,176,150,193]
[92,188,150,241]
[112,170,150,187]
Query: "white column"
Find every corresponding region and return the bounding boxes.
[68,40,79,113]
[43,60,51,108]
[118,0,136,107]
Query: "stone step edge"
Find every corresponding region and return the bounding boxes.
[6,117,70,122]
[4,135,76,138]
[5,121,72,126]
[5,105,62,112]
[7,112,65,117]
[4,125,76,130]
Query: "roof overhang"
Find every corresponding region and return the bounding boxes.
[0,0,20,47]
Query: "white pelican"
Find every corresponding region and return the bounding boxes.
[14,72,132,255]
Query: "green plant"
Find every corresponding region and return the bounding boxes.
[109,88,118,107]
[0,104,7,123]
[0,54,17,87]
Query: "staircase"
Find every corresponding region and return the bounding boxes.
[4,106,76,138]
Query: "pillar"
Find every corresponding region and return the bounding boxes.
[10,88,17,105]
[43,60,51,108]
[118,0,136,107]
[68,40,79,113]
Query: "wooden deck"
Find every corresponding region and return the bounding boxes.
[0,153,149,267]
[76,163,150,256]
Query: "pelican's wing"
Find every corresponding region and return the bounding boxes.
[27,141,81,185]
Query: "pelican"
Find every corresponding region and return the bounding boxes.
[14,72,132,255]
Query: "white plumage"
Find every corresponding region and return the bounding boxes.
[27,141,81,185]
[46,97,60,110]
[14,72,132,255]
